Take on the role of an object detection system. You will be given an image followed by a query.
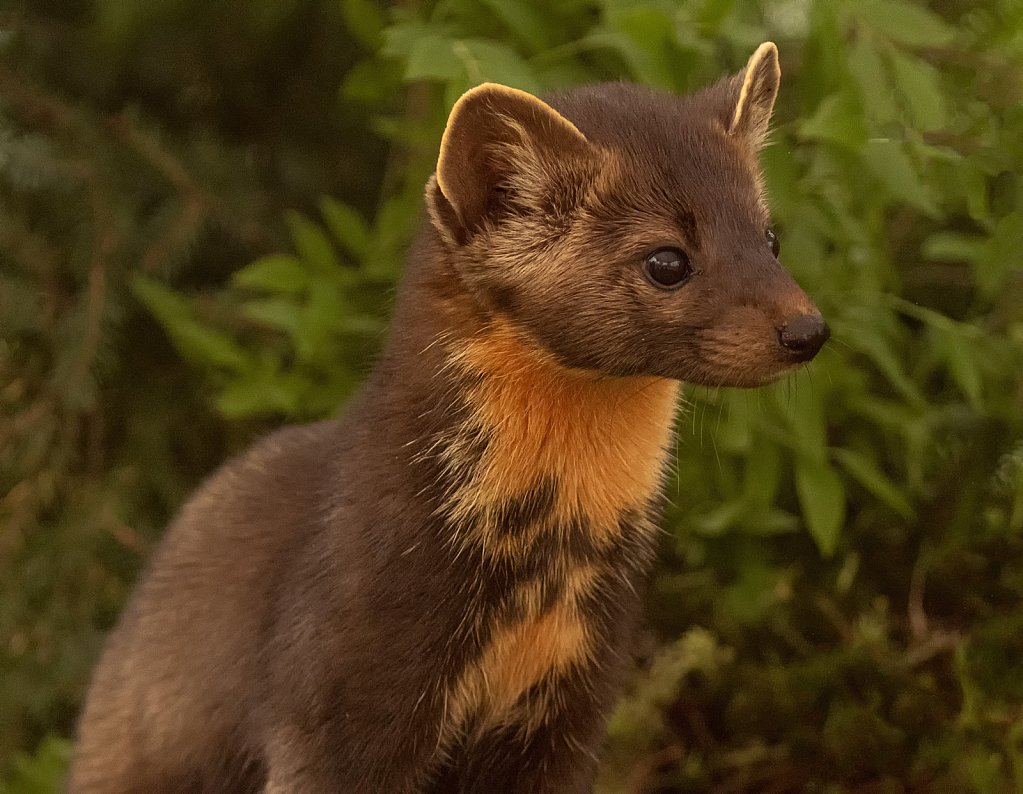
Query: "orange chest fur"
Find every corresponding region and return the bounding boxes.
[444,322,679,543]
[439,322,679,732]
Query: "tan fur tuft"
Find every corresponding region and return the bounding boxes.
[439,565,602,743]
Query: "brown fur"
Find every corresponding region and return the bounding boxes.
[69,43,827,794]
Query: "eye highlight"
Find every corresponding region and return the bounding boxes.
[766,228,780,257]
[643,247,693,290]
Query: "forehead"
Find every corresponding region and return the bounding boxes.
[546,83,768,230]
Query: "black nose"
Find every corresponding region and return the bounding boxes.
[778,313,830,362]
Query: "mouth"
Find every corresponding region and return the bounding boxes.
[676,353,818,389]
[761,359,812,385]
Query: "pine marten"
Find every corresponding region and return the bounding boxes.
[69,42,828,794]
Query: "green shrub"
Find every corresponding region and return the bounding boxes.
[0,738,69,794]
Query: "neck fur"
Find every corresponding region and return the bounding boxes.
[436,318,679,555]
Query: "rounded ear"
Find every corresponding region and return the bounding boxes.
[728,42,780,147]
[427,83,593,246]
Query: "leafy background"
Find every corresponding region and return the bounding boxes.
[2,0,1022,791]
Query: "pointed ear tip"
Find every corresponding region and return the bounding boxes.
[751,41,779,65]
[448,82,502,115]
[456,82,537,104]
[445,81,587,145]
[465,81,505,96]
[445,82,549,127]
[452,82,497,107]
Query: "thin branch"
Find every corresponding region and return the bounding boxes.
[0,61,81,132]
[904,630,960,669]
[64,160,117,403]
[108,112,272,270]
[815,594,856,647]
[108,113,208,274]
[908,546,930,644]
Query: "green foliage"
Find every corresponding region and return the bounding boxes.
[0,739,69,794]
[0,0,382,772]
[3,0,1023,791]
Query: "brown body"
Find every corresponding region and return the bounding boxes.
[70,44,828,794]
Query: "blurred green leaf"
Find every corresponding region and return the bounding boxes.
[958,163,991,225]
[923,232,986,263]
[760,136,801,220]
[342,58,400,104]
[888,50,948,131]
[857,0,957,48]
[404,33,464,81]
[286,211,340,274]
[780,379,828,455]
[1,736,70,794]
[979,210,1023,298]
[382,21,441,57]
[696,0,735,32]
[340,0,387,50]
[482,0,551,51]
[603,6,678,90]
[320,198,371,261]
[799,91,869,150]
[216,358,300,418]
[241,298,302,333]
[337,314,387,334]
[132,276,250,372]
[795,456,846,557]
[848,36,897,125]
[454,39,541,93]
[232,254,309,294]
[690,499,746,537]
[862,139,941,217]
[293,280,345,363]
[743,509,801,536]
[800,0,844,107]
[833,447,914,518]
[723,560,784,624]
[364,192,421,276]
[935,325,984,411]
[839,321,926,407]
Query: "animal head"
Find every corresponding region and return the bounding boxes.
[425,42,828,388]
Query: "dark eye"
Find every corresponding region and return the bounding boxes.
[643,247,693,289]
[766,228,780,257]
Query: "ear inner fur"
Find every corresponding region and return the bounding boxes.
[425,175,463,248]
[729,41,780,146]
[434,83,593,241]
